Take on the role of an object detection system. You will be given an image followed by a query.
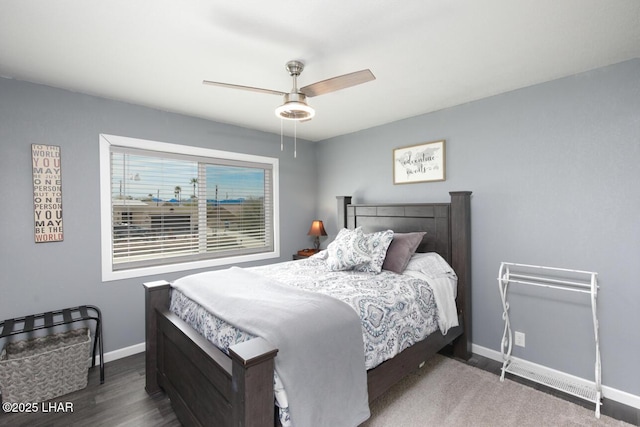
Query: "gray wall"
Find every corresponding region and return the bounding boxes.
[0,78,317,353]
[316,59,640,396]
[1,59,638,398]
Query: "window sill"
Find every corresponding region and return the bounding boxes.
[101,250,280,282]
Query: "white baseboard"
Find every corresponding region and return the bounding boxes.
[472,344,640,411]
[94,342,145,365]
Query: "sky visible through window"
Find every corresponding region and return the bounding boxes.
[112,153,265,202]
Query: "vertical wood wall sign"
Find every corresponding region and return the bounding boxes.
[32,144,64,242]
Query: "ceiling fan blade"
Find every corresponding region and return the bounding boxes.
[202,80,286,96]
[300,69,375,97]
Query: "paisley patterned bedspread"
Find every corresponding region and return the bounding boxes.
[171,256,442,369]
[169,254,452,426]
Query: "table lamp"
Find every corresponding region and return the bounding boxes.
[307,220,327,251]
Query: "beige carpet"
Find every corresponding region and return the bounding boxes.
[362,354,630,427]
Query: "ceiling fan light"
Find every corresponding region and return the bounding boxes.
[275,101,315,120]
[275,93,315,121]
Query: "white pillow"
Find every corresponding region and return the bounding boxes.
[405,252,456,278]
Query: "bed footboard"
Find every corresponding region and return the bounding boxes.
[143,280,278,427]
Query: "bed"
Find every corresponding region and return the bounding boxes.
[143,191,472,427]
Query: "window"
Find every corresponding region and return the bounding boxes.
[99,134,280,281]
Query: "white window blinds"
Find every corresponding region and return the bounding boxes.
[100,134,279,280]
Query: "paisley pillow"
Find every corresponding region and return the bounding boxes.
[354,229,394,273]
[325,228,371,271]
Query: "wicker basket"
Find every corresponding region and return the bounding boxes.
[0,328,91,403]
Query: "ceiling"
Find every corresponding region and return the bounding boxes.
[1,1,639,142]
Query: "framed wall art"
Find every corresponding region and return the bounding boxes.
[393,139,446,184]
[32,144,64,242]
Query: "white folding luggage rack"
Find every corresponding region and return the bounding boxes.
[497,262,602,418]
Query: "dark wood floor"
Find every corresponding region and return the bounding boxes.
[0,353,180,427]
[1,351,638,426]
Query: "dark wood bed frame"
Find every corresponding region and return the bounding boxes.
[143,191,472,427]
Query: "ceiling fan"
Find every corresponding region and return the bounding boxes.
[203,60,375,121]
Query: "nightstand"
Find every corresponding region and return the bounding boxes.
[292,250,318,260]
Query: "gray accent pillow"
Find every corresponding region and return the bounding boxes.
[382,232,427,274]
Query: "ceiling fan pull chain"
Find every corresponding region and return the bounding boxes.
[280,118,284,152]
[294,120,297,158]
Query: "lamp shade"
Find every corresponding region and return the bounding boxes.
[307,220,327,237]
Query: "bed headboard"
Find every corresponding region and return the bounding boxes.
[337,191,472,359]
[341,201,452,262]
